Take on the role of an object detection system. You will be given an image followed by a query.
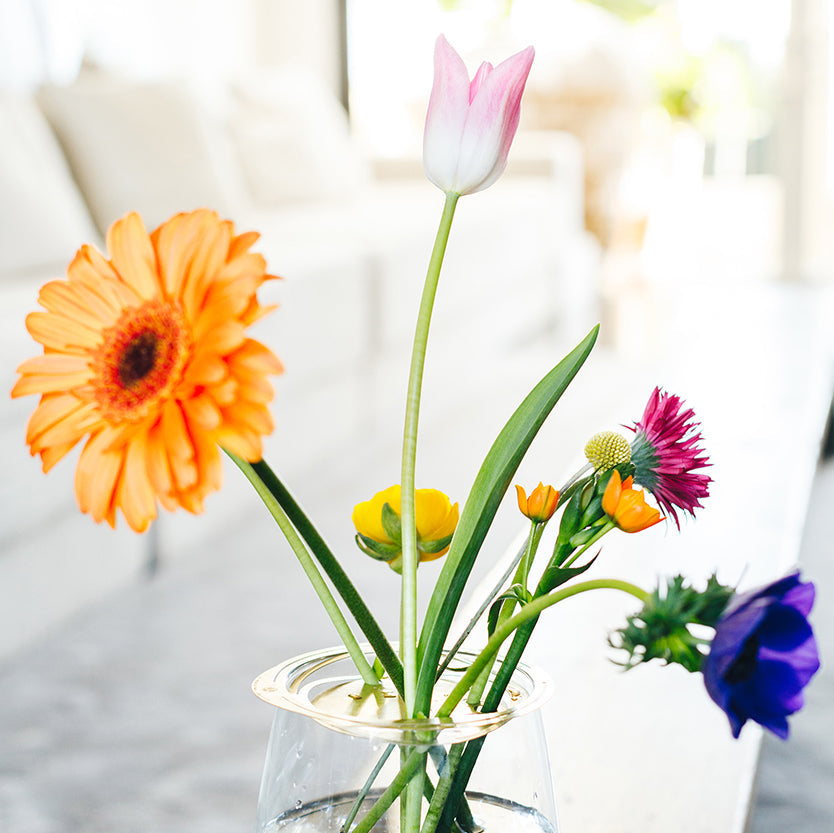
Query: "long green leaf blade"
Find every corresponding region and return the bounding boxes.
[415,324,599,711]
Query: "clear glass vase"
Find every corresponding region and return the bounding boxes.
[252,646,558,833]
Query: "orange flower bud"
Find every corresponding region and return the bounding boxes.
[602,469,664,533]
[515,482,559,523]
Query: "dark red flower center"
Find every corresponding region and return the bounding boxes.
[92,300,191,423]
[118,331,159,388]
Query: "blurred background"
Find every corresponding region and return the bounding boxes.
[1,1,833,831]
[5,0,831,652]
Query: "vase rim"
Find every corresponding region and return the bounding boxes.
[252,644,553,745]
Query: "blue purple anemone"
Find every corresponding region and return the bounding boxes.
[703,572,820,739]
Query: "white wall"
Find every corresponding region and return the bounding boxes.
[0,0,342,94]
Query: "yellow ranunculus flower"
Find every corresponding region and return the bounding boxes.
[351,485,459,571]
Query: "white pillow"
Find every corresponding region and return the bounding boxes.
[228,67,368,207]
[0,94,99,278]
[36,75,243,235]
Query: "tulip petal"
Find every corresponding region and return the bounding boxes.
[456,46,534,194]
[423,35,477,193]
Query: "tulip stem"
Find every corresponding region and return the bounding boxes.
[399,191,459,833]
[400,191,459,716]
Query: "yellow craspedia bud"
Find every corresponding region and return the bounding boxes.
[584,431,632,470]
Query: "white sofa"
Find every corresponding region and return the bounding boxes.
[0,67,599,661]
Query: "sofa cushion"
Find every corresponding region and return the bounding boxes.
[37,75,243,236]
[0,93,99,279]
[227,68,368,207]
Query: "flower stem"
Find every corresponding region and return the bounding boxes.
[466,521,543,708]
[560,461,593,497]
[420,743,464,833]
[227,452,378,687]
[401,191,459,717]
[240,456,403,693]
[343,743,396,833]
[434,537,528,680]
[561,520,615,568]
[350,750,428,833]
[437,578,649,717]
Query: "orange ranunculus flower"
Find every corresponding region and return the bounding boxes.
[515,482,559,523]
[12,210,283,533]
[602,469,664,533]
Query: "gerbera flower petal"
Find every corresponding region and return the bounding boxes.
[76,427,126,524]
[221,401,274,441]
[214,426,259,463]
[193,319,247,354]
[161,400,196,462]
[37,280,111,331]
[202,376,235,408]
[106,212,161,300]
[182,393,223,432]
[15,210,282,530]
[41,441,79,473]
[153,209,222,306]
[186,214,231,294]
[117,431,158,532]
[13,354,94,396]
[27,395,101,452]
[228,230,261,259]
[24,311,101,352]
[69,250,142,320]
[236,377,275,406]
[146,422,176,508]
[184,351,229,387]
[233,339,285,375]
[75,244,145,309]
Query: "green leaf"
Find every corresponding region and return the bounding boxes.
[415,325,599,712]
[556,490,584,542]
[487,585,530,636]
[537,555,598,595]
[557,473,593,510]
[242,459,403,694]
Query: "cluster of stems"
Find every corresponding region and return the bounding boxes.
[230,196,648,833]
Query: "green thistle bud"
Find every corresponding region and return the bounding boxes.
[609,573,735,673]
[584,431,632,470]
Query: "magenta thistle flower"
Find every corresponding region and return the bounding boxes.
[628,387,711,529]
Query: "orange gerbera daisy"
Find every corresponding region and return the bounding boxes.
[11,210,283,532]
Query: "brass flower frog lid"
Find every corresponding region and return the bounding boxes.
[252,645,553,745]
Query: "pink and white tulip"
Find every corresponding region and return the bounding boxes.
[423,35,535,197]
